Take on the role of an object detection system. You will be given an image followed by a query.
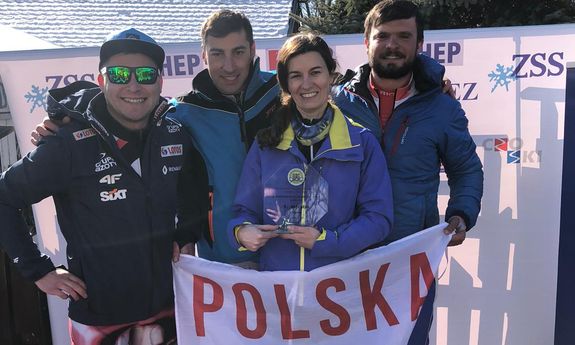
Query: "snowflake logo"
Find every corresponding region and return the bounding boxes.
[24,85,49,113]
[488,64,516,92]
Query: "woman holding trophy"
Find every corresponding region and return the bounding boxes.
[227,33,393,271]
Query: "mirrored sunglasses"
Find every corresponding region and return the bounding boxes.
[101,66,159,85]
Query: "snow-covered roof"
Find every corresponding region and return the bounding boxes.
[0,24,59,51]
[0,0,295,48]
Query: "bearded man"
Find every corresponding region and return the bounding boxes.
[333,1,484,344]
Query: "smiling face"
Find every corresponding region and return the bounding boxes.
[98,53,162,130]
[286,51,332,120]
[366,17,422,83]
[202,29,255,96]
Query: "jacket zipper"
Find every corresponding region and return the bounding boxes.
[299,161,309,271]
[390,117,410,156]
[196,90,250,152]
[235,94,249,152]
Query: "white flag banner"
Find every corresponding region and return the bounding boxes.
[173,223,451,345]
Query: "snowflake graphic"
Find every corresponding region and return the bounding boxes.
[488,64,516,92]
[24,85,49,113]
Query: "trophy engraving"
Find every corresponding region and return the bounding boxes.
[264,164,328,233]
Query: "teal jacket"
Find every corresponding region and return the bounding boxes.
[172,58,281,263]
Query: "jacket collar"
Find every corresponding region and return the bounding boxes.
[276,103,364,161]
[47,80,101,122]
[347,54,445,97]
[47,80,173,141]
[191,57,265,101]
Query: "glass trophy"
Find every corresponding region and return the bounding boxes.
[263,164,328,234]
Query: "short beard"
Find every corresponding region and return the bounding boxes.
[372,59,414,80]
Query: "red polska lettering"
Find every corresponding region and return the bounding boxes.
[232,283,267,339]
[190,261,428,339]
[193,275,224,336]
[360,264,399,330]
[274,284,311,339]
[316,278,351,336]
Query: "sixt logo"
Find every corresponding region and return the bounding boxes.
[161,144,183,157]
[100,188,127,202]
[481,137,542,164]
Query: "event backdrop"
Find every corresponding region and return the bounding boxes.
[0,23,572,345]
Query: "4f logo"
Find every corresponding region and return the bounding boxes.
[99,174,122,184]
[100,188,127,202]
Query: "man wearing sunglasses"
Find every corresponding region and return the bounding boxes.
[0,28,209,344]
[33,10,278,269]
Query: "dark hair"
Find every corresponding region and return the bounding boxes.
[200,9,254,46]
[257,33,337,148]
[364,0,424,43]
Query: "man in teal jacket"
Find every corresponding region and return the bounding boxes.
[171,10,280,266]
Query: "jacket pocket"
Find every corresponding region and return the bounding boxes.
[389,118,410,156]
[67,253,91,315]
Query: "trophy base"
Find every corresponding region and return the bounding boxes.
[274,228,292,234]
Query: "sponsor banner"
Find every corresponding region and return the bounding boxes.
[173,224,451,345]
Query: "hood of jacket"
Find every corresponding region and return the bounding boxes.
[47,80,101,123]
[46,80,173,133]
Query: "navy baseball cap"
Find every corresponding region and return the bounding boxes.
[99,28,165,69]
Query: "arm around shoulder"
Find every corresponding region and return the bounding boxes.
[175,143,211,248]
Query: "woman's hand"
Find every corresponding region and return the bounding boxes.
[237,224,279,252]
[280,225,321,249]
